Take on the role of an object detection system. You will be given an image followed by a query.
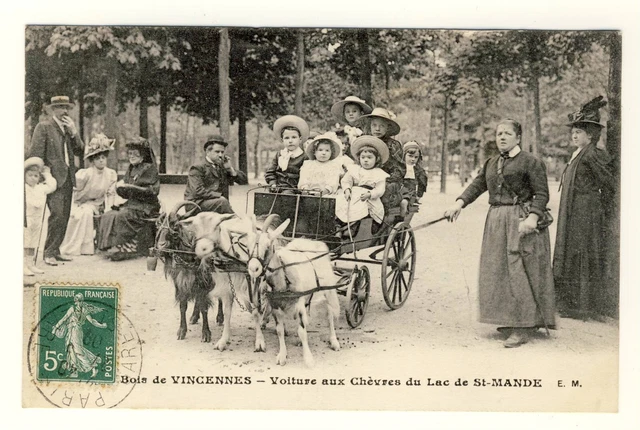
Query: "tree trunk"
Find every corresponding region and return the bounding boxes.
[218,28,231,142]
[604,31,622,318]
[440,97,449,193]
[139,91,149,139]
[254,118,261,179]
[459,120,466,186]
[104,58,119,172]
[294,30,305,117]
[160,89,168,174]
[238,109,247,173]
[531,76,541,156]
[357,29,373,105]
[77,89,85,166]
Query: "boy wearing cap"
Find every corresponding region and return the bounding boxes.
[28,96,85,266]
[184,135,248,214]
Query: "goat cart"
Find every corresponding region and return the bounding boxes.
[251,186,436,329]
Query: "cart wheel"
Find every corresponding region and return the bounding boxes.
[381,222,416,310]
[345,266,370,328]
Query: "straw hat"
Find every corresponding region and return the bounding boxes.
[84,133,116,159]
[305,132,342,161]
[331,96,373,123]
[24,157,44,171]
[566,96,607,128]
[356,107,401,137]
[350,135,389,164]
[273,115,310,143]
[47,95,75,108]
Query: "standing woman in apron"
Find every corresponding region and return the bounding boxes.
[444,119,556,348]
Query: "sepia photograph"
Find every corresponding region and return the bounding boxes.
[9,0,640,428]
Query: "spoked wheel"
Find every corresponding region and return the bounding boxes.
[381,222,416,310]
[345,266,370,328]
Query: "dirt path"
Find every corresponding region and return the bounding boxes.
[22,178,618,411]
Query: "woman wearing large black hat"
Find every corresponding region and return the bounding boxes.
[98,136,161,260]
[553,96,616,321]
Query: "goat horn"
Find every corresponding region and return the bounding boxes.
[261,214,280,233]
[169,201,201,220]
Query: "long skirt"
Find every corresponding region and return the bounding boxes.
[478,205,556,328]
[60,203,97,255]
[98,206,147,250]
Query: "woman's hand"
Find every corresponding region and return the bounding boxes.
[344,189,352,201]
[519,213,539,235]
[116,180,125,188]
[444,200,464,222]
[359,191,372,201]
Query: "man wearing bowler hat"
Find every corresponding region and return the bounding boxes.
[28,96,85,266]
[184,135,248,214]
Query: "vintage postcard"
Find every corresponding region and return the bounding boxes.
[14,1,639,428]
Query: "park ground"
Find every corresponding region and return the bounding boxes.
[22,176,619,411]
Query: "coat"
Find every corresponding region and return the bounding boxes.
[28,117,84,188]
[553,143,615,317]
[264,151,308,189]
[184,161,248,203]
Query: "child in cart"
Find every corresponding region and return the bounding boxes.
[298,132,344,195]
[265,115,309,192]
[355,107,405,210]
[331,96,372,145]
[400,141,428,217]
[335,136,390,234]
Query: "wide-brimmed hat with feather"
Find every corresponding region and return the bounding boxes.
[566,96,607,128]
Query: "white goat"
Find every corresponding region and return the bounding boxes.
[248,233,341,368]
[185,212,288,352]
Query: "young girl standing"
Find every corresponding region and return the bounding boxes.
[265,115,309,191]
[24,157,57,276]
[298,132,344,195]
[335,136,390,225]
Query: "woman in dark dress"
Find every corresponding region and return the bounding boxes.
[98,137,160,260]
[553,97,615,321]
[444,119,555,348]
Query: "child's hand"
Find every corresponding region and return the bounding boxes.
[41,166,51,175]
[359,191,371,201]
[344,189,351,201]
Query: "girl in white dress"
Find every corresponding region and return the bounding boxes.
[335,136,390,225]
[24,157,57,276]
[298,132,344,195]
[60,134,117,256]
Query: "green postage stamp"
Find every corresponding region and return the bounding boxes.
[36,286,118,383]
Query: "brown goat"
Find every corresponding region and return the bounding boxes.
[155,201,222,342]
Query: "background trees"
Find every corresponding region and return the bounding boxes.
[25,27,618,183]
